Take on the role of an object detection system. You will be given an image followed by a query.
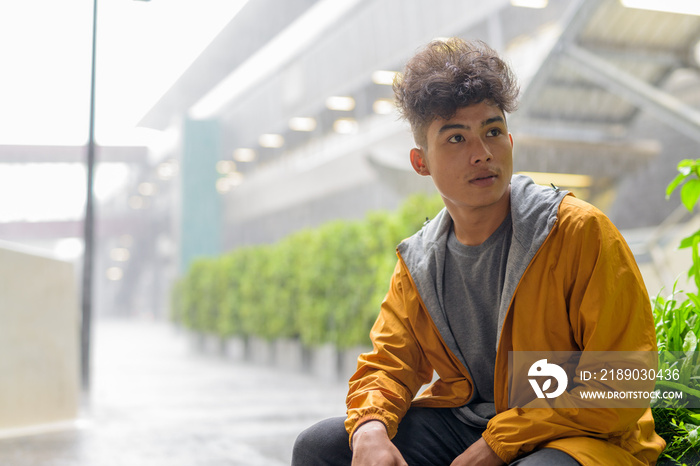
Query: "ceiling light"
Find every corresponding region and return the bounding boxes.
[216,160,237,174]
[106,267,123,281]
[216,178,231,194]
[326,96,355,111]
[517,172,593,188]
[289,117,317,132]
[233,148,257,162]
[157,160,178,180]
[216,171,245,194]
[333,118,359,134]
[258,133,284,148]
[138,182,156,196]
[373,99,395,115]
[620,0,700,15]
[110,248,130,262]
[372,70,399,85]
[511,0,548,8]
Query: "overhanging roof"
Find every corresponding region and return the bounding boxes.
[139,0,319,130]
[514,0,700,144]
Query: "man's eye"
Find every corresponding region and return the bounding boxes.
[487,128,502,137]
[448,135,464,143]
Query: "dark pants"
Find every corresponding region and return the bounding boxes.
[292,408,581,465]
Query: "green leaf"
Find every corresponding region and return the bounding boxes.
[681,179,700,212]
[694,235,700,291]
[661,350,679,364]
[686,293,700,316]
[684,331,698,355]
[679,230,700,249]
[673,307,684,351]
[656,379,700,398]
[677,158,700,175]
[667,172,689,198]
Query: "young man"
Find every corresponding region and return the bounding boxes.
[293,38,664,465]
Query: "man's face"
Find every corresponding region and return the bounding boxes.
[410,101,513,217]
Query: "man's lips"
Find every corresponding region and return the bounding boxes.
[469,172,498,186]
[470,172,497,182]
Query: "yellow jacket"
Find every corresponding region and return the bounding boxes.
[345,176,665,465]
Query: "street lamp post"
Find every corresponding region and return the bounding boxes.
[81,0,98,393]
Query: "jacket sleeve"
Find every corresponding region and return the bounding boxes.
[344,259,435,444]
[482,203,660,463]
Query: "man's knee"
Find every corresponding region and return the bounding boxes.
[292,423,317,459]
[510,448,581,465]
[292,417,351,465]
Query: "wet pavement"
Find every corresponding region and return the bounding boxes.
[0,319,348,466]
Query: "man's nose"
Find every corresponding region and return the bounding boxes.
[470,139,492,165]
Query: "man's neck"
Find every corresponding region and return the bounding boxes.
[447,188,511,246]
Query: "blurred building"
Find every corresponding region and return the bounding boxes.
[3,0,700,318]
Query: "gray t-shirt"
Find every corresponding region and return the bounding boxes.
[443,213,512,427]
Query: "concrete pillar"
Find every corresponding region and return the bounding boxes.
[179,118,222,273]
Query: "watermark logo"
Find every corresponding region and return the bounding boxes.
[528,358,568,398]
[510,351,693,408]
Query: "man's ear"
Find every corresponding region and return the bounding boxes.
[410,148,430,176]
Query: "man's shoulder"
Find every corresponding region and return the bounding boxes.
[558,194,608,221]
[555,194,620,238]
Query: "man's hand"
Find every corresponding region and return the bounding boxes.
[450,437,505,466]
[351,421,407,466]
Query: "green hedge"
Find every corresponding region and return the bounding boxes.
[170,192,444,348]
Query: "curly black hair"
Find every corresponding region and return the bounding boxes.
[393,38,519,147]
